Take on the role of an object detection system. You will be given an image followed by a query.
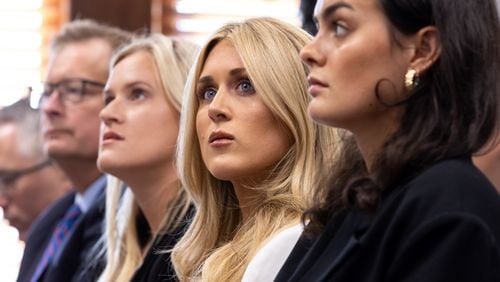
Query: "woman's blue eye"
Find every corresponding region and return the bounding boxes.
[202,88,217,100]
[237,80,255,94]
[131,88,146,100]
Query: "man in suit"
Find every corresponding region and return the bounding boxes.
[0,98,71,241]
[17,20,131,282]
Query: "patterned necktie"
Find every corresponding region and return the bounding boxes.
[31,204,82,282]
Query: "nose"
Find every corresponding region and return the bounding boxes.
[300,36,325,67]
[100,96,122,126]
[40,90,64,118]
[207,89,231,122]
[0,190,9,210]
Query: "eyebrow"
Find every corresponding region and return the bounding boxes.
[197,67,247,85]
[228,68,246,77]
[104,81,150,95]
[197,75,214,86]
[315,2,354,24]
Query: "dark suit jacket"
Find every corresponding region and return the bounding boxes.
[276,158,500,282]
[17,180,106,282]
[17,192,75,282]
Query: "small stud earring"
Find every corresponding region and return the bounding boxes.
[405,68,419,91]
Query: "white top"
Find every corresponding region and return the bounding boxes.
[242,224,303,282]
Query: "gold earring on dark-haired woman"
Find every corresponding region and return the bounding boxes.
[404,68,419,92]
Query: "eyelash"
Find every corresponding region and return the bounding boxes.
[236,78,255,94]
[197,78,255,101]
[332,21,349,37]
[198,87,217,101]
[103,87,148,106]
[130,88,147,100]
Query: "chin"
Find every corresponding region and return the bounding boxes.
[206,165,239,182]
[45,146,74,159]
[308,110,335,128]
[97,162,115,176]
[97,152,118,172]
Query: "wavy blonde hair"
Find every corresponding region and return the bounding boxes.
[172,17,338,281]
[97,34,197,282]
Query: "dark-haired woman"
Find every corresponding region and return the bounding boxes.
[276,0,500,281]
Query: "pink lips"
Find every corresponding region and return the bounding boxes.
[208,131,235,147]
[102,131,124,144]
[307,76,328,97]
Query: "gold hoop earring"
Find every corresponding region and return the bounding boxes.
[405,68,419,91]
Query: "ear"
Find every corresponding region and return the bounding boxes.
[408,26,441,74]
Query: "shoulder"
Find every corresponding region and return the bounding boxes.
[25,191,76,240]
[407,158,493,193]
[242,224,304,282]
[385,211,500,281]
[385,157,500,242]
[397,158,499,213]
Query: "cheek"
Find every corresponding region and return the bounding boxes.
[195,111,208,143]
[75,109,102,142]
[152,120,179,152]
[268,126,290,155]
[12,181,35,207]
[248,111,290,162]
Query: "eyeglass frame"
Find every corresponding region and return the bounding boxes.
[0,160,52,193]
[30,78,106,109]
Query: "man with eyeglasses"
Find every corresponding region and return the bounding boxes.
[17,20,131,282]
[0,98,71,241]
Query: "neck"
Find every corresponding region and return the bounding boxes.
[54,157,101,193]
[350,110,402,173]
[232,177,263,223]
[124,162,179,236]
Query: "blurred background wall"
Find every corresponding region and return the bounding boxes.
[0,0,306,107]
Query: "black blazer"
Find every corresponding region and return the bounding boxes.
[131,206,194,282]
[276,158,500,282]
[17,181,106,282]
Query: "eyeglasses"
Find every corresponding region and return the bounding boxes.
[0,160,52,193]
[30,78,105,109]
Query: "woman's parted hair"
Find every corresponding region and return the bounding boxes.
[98,34,197,282]
[173,17,338,281]
[306,0,500,232]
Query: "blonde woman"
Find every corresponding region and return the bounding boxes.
[172,17,338,281]
[96,34,197,281]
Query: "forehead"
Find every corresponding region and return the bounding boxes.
[202,40,243,72]
[0,123,17,146]
[109,51,156,81]
[46,39,113,83]
[314,0,377,18]
[0,125,32,168]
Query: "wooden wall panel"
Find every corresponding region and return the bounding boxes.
[69,0,152,32]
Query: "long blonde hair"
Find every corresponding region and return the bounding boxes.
[98,34,197,282]
[172,17,338,281]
